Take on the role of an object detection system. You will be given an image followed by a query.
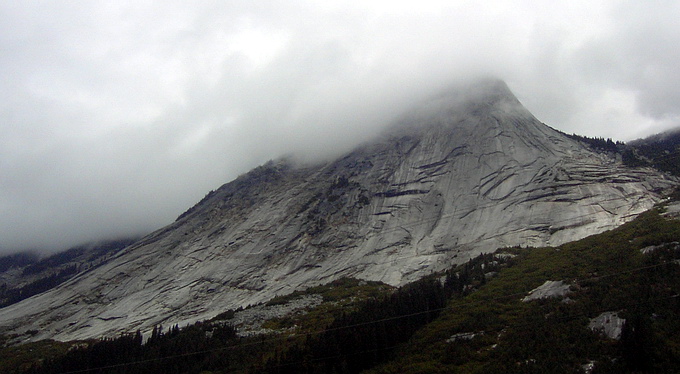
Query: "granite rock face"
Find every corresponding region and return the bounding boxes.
[0,80,675,342]
[589,312,626,340]
[522,280,571,302]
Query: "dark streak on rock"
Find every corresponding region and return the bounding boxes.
[375,189,430,198]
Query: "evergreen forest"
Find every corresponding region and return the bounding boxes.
[1,196,678,373]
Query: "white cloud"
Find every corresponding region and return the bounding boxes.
[1,0,679,253]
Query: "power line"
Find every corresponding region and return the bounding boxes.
[255,294,680,373]
[55,257,680,374]
[44,180,680,373]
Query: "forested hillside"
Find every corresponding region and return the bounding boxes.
[4,195,679,373]
[567,128,680,177]
[624,129,680,176]
[372,205,680,373]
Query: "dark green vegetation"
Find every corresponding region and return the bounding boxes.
[3,200,679,373]
[565,133,623,153]
[625,129,680,177]
[371,207,680,373]
[567,128,680,177]
[0,340,72,374]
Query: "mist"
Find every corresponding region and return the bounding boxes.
[1,1,680,254]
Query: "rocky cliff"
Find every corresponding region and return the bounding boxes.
[0,80,675,343]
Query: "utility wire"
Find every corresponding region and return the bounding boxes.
[56,256,680,374]
[46,162,680,374]
[255,294,680,373]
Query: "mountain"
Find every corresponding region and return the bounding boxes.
[623,127,680,176]
[0,239,137,309]
[18,201,680,374]
[0,79,675,343]
[562,127,680,177]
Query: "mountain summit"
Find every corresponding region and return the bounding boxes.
[0,80,675,342]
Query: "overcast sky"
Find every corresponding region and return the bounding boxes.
[1,1,680,254]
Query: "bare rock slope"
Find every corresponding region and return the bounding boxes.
[0,80,675,342]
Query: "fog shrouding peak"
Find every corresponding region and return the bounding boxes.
[1,1,680,254]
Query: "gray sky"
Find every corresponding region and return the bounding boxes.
[2,1,680,254]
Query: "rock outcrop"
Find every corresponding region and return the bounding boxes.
[0,80,675,342]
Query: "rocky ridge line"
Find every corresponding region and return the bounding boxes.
[0,80,675,343]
